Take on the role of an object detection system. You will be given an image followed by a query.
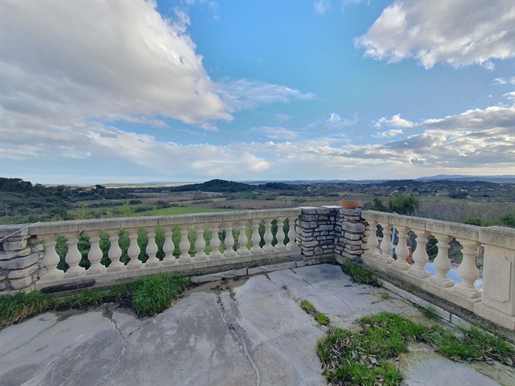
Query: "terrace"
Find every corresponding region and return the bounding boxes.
[1,207,513,332]
[1,207,514,385]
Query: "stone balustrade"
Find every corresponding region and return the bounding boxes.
[0,209,301,292]
[361,210,515,330]
[0,207,514,331]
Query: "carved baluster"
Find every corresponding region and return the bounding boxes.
[209,224,222,259]
[126,228,142,270]
[224,224,237,258]
[287,217,299,251]
[263,218,274,252]
[64,233,85,277]
[379,223,394,264]
[107,230,124,272]
[429,233,453,287]
[87,233,105,275]
[237,221,250,256]
[195,226,207,261]
[162,229,176,265]
[454,240,481,298]
[408,230,430,278]
[275,218,286,251]
[145,230,160,267]
[251,220,263,253]
[40,234,63,280]
[392,226,410,270]
[365,221,379,256]
[179,226,192,263]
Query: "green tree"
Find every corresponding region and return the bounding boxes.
[388,194,419,215]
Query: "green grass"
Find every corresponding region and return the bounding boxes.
[315,312,329,326]
[317,312,515,385]
[0,274,191,329]
[300,299,316,312]
[341,261,380,287]
[381,292,390,299]
[421,306,438,320]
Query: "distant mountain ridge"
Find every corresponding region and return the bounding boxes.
[416,175,515,183]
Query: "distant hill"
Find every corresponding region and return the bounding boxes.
[169,179,252,193]
[417,175,515,183]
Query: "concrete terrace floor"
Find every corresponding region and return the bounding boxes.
[0,264,512,386]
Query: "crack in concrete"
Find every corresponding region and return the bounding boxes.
[215,294,261,386]
[98,305,128,384]
[1,318,59,357]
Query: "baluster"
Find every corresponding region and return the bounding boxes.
[145,230,160,267]
[409,230,430,278]
[195,226,207,261]
[107,230,124,272]
[179,226,192,263]
[378,223,394,264]
[275,218,286,251]
[365,221,379,255]
[263,218,274,252]
[162,229,176,265]
[454,240,481,298]
[251,220,263,253]
[40,235,63,280]
[224,223,237,258]
[429,233,453,287]
[64,233,85,277]
[237,221,250,256]
[287,217,299,250]
[87,233,105,275]
[126,228,142,270]
[392,226,410,270]
[209,224,222,259]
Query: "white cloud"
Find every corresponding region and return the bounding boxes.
[374,114,414,129]
[374,129,403,138]
[493,77,515,85]
[326,113,357,129]
[220,79,315,110]
[503,92,515,101]
[314,1,331,14]
[420,106,513,130]
[355,0,515,69]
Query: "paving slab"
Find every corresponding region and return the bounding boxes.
[0,264,508,386]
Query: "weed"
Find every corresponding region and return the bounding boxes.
[315,313,329,326]
[317,312,515,385]
[341,262,380,287]
[0,274,192,329]
[381,292,390,300]
[300,299,316,312]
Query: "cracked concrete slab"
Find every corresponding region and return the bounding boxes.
[0,264,507,386]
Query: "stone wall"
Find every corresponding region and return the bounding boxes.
[297,206,368,264]
[0,225,44,292]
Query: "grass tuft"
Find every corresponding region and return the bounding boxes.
[341,262,380,287]
[0,273,192,329]
[317,312,515,385]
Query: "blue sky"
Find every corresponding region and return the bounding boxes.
[1,0,514,184]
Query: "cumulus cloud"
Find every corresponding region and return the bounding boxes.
[326,113,357,129]
[374,114,414,129]
[374,129,403,138]
[504,92,515,101]
[355,0,515,69]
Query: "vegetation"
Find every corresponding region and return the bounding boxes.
[341,261,380,287]
[318,312,515,386]
[0,273,191,329]
[299,299,330,326]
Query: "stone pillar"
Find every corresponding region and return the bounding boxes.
[0,225,43,293]
[298,207,337,263]
[335,208,366,262]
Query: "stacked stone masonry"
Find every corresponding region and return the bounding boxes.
[0,225,44,292]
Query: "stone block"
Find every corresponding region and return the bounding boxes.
[31,244,44,253]
[302,240,319,248]
[0,282,8,291]
[299,207,317,215]
[0,251,17,261]
[0,253,39,270]
[340,222,365,233]
[2,239,28,251]
[343,233,361,241]
[314,247,323,255]
[318,225,333,231]
[11,275,33,290]
[8,264,39,279]
[480,226,515,249]
[301,214,317,221]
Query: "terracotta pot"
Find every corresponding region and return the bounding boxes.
[339,200,361,209]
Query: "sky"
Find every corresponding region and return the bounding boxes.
[1,0,514,185]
